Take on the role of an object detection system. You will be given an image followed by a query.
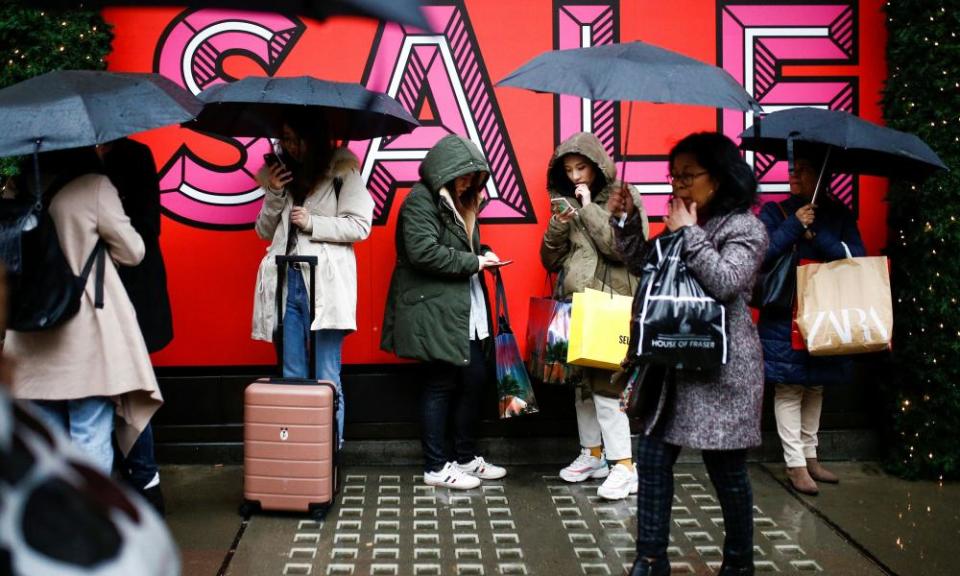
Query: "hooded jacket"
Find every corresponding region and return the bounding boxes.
[251,147,373,340]
[540,132,649,298]
[380,135,493,366]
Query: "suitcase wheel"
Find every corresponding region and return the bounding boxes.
[238,500,260,519]
[309,503,332,521]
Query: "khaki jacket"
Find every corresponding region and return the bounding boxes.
[6,174,162,455]
[540,132,649,299]
[251,148,373,340]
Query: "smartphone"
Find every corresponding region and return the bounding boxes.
[263,153,284,169]
[486,259,513,267]
[551,197,574,215]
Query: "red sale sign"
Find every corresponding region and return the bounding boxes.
[102,0,888,367]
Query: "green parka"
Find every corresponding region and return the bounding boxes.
[540,132,649,298]
[380,135,493,366]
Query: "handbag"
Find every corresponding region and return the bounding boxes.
[795,243,893,356]
[524,271,576,385]
[492,269,539,418]
[750,202,797,312]
[634,230,727,370]
[618,361,668,418]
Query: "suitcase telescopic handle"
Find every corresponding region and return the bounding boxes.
[274,255,319,379]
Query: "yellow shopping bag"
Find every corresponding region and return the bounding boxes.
[567,288,633,370]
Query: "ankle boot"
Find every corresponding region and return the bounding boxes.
[627,556,670,576]
[786,466,819,495]
[806,458,839,484]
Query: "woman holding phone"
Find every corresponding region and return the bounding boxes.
[540,132,648,500]
[251,110,374,447]
[381,134,508,489]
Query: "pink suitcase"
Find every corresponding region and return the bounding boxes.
[240,255,340,520]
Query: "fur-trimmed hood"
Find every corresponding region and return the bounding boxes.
[328,147,360,178]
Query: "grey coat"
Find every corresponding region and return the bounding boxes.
[615,210,768,450]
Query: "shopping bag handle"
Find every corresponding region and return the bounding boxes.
[493,268,512,333]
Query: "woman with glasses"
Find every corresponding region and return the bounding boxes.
[251,110,374,447]
[540,132,648,500]
[757,149,865,495]
[608,132,768,576]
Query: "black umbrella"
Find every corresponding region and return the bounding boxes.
[739,107,947,183]
[187,75,419,141]
[29,0,430,31]
[0,70,202,157]
[498,41,761,113]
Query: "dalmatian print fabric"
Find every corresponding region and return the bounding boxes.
[0,390,179,575]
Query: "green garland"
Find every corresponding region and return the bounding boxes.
[0,2,113,176]
[883,1,960,479]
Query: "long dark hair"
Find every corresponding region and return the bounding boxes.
[39,146,104,201]
[442,171,489,215]
[281,109,334,204]
[668,132,757,216]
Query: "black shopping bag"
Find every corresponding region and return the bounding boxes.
[634,231,726,370]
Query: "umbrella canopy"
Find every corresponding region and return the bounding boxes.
[739,107,947,182]
[29,0,430,31]
[187,75,419,140]
[0,70,202,157]
[498,41,761,113]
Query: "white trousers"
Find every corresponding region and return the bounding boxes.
[575,390,633,461]
[774,384,824,467]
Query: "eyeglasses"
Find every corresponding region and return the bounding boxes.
[667,170,709,187]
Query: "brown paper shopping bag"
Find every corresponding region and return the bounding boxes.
[795,251,893,356]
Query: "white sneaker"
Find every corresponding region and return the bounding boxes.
[559,449,610,482]
[454,456,507,480]
[597,463,638,500]
[423,462,481,490]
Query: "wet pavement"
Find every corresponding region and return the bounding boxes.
[160,462,957,576]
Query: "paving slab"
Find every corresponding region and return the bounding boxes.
[162,464,245,576]
[762,462,960,576]
[220,464,885,576]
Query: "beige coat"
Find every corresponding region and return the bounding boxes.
[6,174,162,455]
[251,148,373,340]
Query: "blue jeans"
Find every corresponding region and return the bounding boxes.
[420,339,487,473]
[32,397,115,475]
[283,268,347,447]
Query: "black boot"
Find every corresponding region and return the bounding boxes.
[717,561,754,576]
[140,485,166,517]
[627,556,670,576]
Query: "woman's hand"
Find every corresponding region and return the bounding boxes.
[290,206,313,233]
[258,163,293,193]
[795,204,816,227]
[553,207,576,224]
[478,253,502,270]
[574,183,592,207]
[606,184,635,219]
[665,197,697,232]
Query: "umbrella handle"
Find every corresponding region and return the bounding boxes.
[32,139,42,211]
[810,145,832,207]
[618,101,633,194]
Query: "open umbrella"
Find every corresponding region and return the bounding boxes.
[738,107,947,183]
[29,0,430,31]
[498,41,761,113]
[498,41,761,186]
[0,70,202,158]
[187,75,419,141]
